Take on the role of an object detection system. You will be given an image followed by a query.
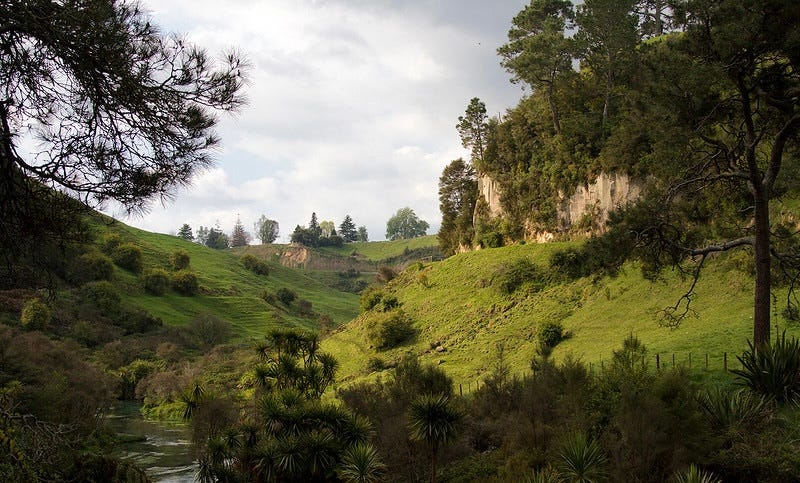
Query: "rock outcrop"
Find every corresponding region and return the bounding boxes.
[477,172,642,241]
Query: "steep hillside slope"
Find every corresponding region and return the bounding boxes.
[324,242,799,387]
[100,220,360,338]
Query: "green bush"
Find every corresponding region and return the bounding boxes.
[80,281,122,314]
[550,248,591,281]
[20,298,51,330]
[142,268,170,295]
[479,230,504,248]
[298,299,313,316]
[112,243,143,273]
[732,331,800,403]
[360,287,386,312]
[116,358,166,400]
[170,249,190,270]
[496,258,545,294]
[171,270,199,296]
[366,310,416,350]
[260,289,278,306]
[241,254,269,275]
[78,251,114,281]
[187,312,232,348]
[538,321,564,349]
[102,233,123,254]
[367,357,387,372]
[276,287,297,305]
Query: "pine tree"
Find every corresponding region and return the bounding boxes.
[339,215,358,242]
[230,216,250,247]
[177,224,194,241]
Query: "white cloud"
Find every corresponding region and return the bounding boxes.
[114,0,528,241]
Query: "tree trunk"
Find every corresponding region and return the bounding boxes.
[547,84,561,135]
[752,190,771,346]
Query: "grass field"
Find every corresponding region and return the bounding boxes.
[101,219,360,340]
[322,241,799,389]
[315,235,439,261]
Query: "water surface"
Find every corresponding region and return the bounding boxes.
[107,402,198,482]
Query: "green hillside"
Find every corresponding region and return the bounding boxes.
[97,219,360,338]
[324,241,799,387]
[316,235,440,261]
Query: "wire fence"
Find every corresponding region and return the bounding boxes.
[455,352,743,397]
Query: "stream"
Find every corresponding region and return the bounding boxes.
[107,402,198,482]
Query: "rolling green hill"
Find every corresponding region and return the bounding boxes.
[95,219,361,339]
[323,241,800,388]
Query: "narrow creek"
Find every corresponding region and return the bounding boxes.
[107,402,198,482]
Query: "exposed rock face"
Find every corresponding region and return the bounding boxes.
[557,172,643,231]
[477,174,504,217]
[477,172,642,241]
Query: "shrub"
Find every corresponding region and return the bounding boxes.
[117,308,163,334]
[376,265,397,284]
[298,299,313,316]
[367,357,387,372]
[79,281,122,314]
[241,254,269,275]
[116,359,166,400]
[78,251,114,281]
[20,298,51,330]
[538,321,564,349]
[171,270,199,296]
[496,258,545,294]
[550,247,591,281]
[366,310,416,350]
[260,289,278,306]
[276,287,297,305]
[170,249,190,270]
[478,229,504,248]
[142,268,170,295]
[102,233,123,254]
[112,243,143,273]
[187,312,232,348]
[698,387,773,431]
[732,331,800,403]
[360,287,386,312]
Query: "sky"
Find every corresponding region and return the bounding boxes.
[109,0,529,242]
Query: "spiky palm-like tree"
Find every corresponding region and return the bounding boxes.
[338,442,387,483]
[557,431,607,483]
[674,464,721,483]
[408,394,462,483]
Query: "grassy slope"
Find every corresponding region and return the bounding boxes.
[323,241,799,388]
[316,235,439,261]
[100,220,359,339]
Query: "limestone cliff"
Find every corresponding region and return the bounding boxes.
[478,172,642,241]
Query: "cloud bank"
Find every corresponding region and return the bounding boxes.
[113,0,528,241]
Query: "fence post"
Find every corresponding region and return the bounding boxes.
[459,384,463,397]
[724,352,727,371]
[672,353,675,368]
[656,353,660,370]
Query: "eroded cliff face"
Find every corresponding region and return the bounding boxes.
[477,174,504,218]
[557,172,642,231]
[478,172,642,241]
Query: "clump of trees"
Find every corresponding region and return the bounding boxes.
[291,212,366,247]
[386,207,429,241]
